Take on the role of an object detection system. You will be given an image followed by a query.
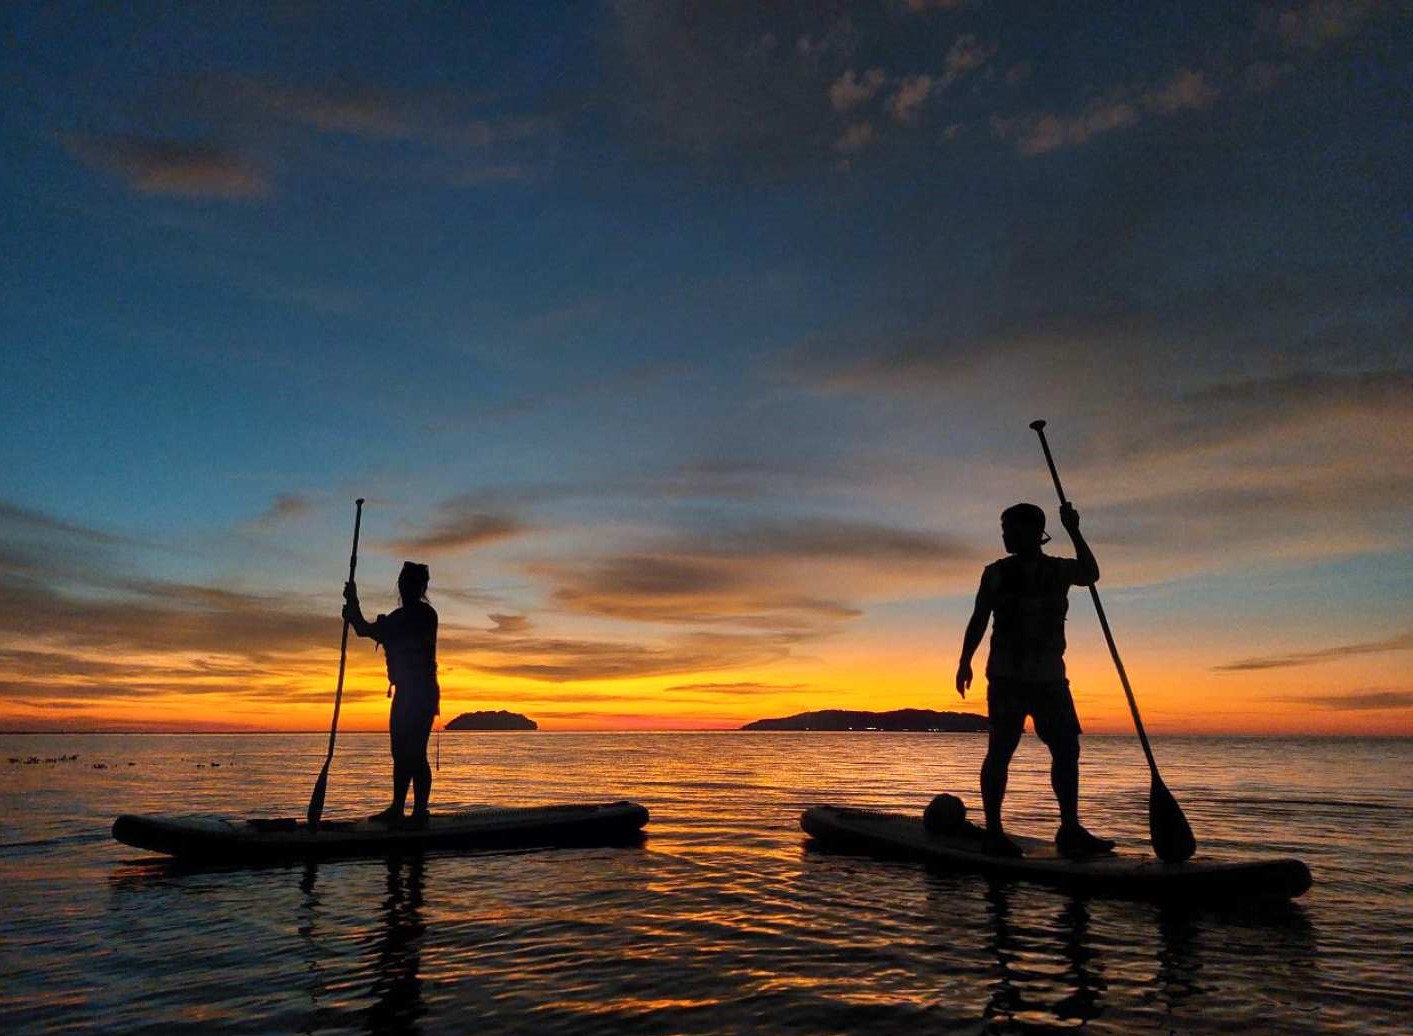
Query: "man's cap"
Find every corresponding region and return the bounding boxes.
[1001,502,1047,529]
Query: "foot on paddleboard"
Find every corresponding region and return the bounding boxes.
[982,829,1025,858]
[368,805,406,827]
[1055,823,1116,858]
[404,810,430,831]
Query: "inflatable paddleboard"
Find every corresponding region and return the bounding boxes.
[801,805,1310,901]
[114,801,649,862]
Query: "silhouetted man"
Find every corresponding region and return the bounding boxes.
[956,503,1114,858]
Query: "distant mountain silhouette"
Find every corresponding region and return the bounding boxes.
[742,708,988,732]
[443,710,537,731]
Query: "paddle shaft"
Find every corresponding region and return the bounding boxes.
[307,499,364,829]
[1028,426,1161,777]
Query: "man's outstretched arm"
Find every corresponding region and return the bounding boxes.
[955,573,993,699]
[1060,503,1100,585]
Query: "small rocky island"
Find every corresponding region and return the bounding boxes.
[444,710,537,731]
[741,708,988,732]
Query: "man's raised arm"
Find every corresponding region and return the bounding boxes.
[1060,503,1100,585]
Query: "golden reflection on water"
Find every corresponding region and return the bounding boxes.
[3,733,1402,1034]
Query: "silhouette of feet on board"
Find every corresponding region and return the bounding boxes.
[983,829,1025,858]
[1055,823,1116,858]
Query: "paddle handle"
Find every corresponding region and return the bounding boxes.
[325,498,364,757]
[1028,422,1160,777]
[308,498,364,830]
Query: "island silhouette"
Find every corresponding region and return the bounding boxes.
[741,709,988,732]
[443,711,537,731]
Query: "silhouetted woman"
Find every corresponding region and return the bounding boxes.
[344,562,439,828]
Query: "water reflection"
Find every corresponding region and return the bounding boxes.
[295,854,429,1035]
[365,854,427,1035]
[801,838,1319,1033]
[978,883,1104,1031]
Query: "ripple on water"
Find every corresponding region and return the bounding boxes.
[1,732,1410,1034]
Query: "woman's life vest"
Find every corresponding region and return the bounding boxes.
[371,602,439,709]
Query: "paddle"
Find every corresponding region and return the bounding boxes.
[1028,421,1197,863]
[306,498,365,833]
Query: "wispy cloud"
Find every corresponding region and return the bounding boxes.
[665,681,811,695]
[487,613,530,634]
[65,135,267,198]
[829,69,885,112]
[1269,689,1413,710]
[888,75,935,125]
[1267,0,1386,50]
[834,121,875,152]
[449,628,796,683]
[902,0,967,11]
[1216,632,1413,672]
[386,498,526,554]
[942,34,994,86]
[540,517,971,631]
[0,501,129,546]
[248,493,315,528]
[993,68,1218,155]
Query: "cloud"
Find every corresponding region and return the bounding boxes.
[1142,69,1220,114]
[67,75,561,198]
[539,517,971,630]
[218,78,560,152]
[665,681,811,694]
[0,501,128,546]
[449,628,796,683]
[834,121,875,152]
[696,519,969,561]
[1270,689,1413,710]
[65,135,267,198]
[995,96,1140,155]
[1104,370,1413,461]
[1215,632,1413,671]
[903,0,967,11]
[386,500,525,554]
[229,80,422,139]
[1268,0,1384,49]
[888,76,935,124]
[1318,690,1413,710]
[248,493,315,528]
[992,67,1217,155]
[487,613,530,634]
[942,35,994,85]
[608,1,842,169]
[546,553,860,628]
[829,68,886,112]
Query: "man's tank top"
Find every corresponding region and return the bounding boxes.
[985,554,1075,682]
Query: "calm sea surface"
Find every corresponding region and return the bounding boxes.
[2,732,1409,1035]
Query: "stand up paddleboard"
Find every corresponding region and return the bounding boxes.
[114,801,649,863]
[801,805,1311,901]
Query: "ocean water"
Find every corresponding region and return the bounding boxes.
[1,732,1409,1035]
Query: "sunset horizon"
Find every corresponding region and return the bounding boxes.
[4,2,1409,738]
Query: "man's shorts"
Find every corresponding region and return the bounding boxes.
[986,679,1082,746]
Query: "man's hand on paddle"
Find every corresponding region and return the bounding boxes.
[342,580,359,622]
[955,660,972,699]
[1059,501,1081,535]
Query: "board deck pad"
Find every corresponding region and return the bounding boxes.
[801,805,1311,901]
[114,801,649,862]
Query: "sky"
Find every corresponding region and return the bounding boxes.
[1,1,1410,734]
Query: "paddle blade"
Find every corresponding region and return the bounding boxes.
[306,764,330,831]
[1149,776,1197,863]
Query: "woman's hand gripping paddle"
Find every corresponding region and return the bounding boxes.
[1028,421,1197,863]
[307,498,364,832]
